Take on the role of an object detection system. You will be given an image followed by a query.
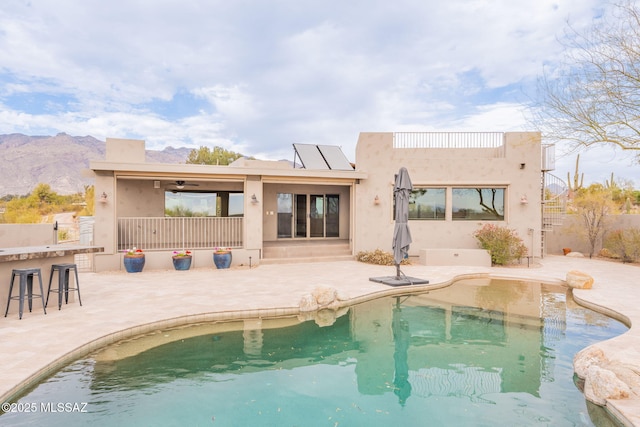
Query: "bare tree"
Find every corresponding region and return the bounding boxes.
[532,1,640,156]
[573,184,616,258]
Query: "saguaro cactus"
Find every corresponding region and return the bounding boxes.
[567,154,584,193]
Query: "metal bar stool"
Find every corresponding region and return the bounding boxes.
[4,268,47,319]
[46,263,82,310]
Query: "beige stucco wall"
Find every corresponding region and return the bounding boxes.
[244,175,264,256]
[0,224,56,247]
[354,132,543,257]
[546,214,640,256]
[106,137,145,163]
[93,171,118,271]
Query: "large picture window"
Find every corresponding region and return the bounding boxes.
[408,188,445,220]
[165,191,244,217]
[452,188,504,220]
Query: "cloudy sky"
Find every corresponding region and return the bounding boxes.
[0,0,637,185]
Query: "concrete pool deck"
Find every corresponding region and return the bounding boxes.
[0,255,638,426]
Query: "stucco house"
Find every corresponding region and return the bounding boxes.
[90,131,558,271]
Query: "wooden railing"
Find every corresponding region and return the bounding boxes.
[117,217,243,251]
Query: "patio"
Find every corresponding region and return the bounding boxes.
[0,255,638,426]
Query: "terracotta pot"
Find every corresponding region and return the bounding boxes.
[563,248,572,256]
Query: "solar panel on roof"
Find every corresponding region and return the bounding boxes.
[293,144,329,169]
[317,145,354,170]
[293,143,353,170]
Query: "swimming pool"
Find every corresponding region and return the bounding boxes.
[1,279,627,426]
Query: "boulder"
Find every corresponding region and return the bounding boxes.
[313,286,338,307]
[566,270,594,289]
[299,293,318,312]
[574,347,607,378]
[584,365,631,405]
[566,251,585,258]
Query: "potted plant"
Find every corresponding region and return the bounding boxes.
[172,249,192,270]
[213,247,232,269]
[123,247,145,273]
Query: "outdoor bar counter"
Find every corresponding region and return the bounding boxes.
[1,245,104,317]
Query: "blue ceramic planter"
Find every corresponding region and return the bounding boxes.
[213,252,232,269]
[124,255,145,273]
[172,256,192,271]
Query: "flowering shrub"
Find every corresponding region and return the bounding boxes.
[473,224,527,265]
[214,247,232,253]
[124,247,144,256]
[172,249,192,257]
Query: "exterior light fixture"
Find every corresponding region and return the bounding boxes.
[251,194,259,204]
[520,195,528,205]
[520,163,526,169]
[99,192,108,204]
[374,195,380,205]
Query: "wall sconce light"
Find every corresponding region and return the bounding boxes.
[374,195,380,205]
[251,194,259,204]
[520,195,528,205]
[99,192,108,204]
[520,163,526,169]
[153,180,160,189]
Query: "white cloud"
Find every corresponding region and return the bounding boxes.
[1,0,636,182]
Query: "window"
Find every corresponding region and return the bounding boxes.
[165,191,244,217]
[452,188,504,220]
[408,188,445,220]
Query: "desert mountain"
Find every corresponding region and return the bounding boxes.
[0,133,191,197]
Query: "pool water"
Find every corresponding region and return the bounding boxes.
[1,279,628,427]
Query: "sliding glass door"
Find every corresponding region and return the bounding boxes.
[295,194,307,238]
[277,193,339,238]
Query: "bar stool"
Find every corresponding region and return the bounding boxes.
[46,263,82,310]
[4,268,47,319]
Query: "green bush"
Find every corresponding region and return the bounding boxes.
[473,224,527,265]
[603,228,640,263]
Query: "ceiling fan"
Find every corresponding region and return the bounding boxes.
[168,180,200,190]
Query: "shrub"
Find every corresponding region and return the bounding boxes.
[603,228,640,263]
[598,247,615,259]
[356,249,410,266]
[473,224,527,265]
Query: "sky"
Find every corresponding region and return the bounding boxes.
[0,0,637,186]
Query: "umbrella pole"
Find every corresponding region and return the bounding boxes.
[395,263,401,279]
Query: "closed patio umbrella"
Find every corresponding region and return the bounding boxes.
[369,167,428,286]
[392,167,412,278]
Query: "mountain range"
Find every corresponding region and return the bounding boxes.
[0,133,192,197]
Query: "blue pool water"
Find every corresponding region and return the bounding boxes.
[1,279,628,426]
